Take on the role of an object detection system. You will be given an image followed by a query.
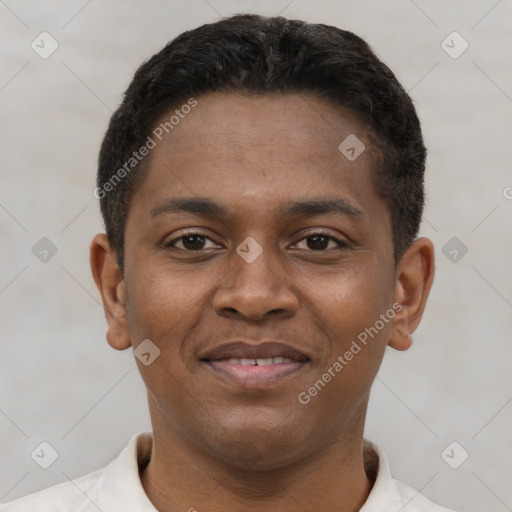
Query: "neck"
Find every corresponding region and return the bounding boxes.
[140,416,374,512]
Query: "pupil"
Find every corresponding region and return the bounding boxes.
[183,235,205,250]
[308,235,328,250]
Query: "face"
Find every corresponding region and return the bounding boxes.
[92,91,433,471]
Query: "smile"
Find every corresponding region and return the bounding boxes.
[203,358,308,387]
[200,340,311,388]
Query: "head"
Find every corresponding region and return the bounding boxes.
[91,14,434,471]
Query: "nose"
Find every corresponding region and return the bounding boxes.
[212,244,299,321]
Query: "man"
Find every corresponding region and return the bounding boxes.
[2,13,455,512]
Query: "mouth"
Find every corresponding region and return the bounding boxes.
[200,341,311,388]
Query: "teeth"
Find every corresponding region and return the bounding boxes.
[225,357,293,365]
[256,358,274,366]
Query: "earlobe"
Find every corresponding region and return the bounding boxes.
[90,234,132,351]
[387,237,435,351]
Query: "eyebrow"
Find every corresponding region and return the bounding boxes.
[149,197,365,220]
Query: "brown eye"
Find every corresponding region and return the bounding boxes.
[179,235,206,250]
[165,232,220,251]
[294,232,347,251]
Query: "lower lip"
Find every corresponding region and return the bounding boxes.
[203,360,308,387]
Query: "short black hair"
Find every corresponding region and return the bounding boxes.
[97,13,426,274]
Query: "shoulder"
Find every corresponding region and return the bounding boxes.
[0,431,153,512]
[392,478,457,512]
[362,439,458,512]
[0,468,104,512]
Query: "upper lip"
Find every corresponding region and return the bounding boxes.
[200,341,310,362]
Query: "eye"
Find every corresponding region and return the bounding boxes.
[164,230,348,253]
[165,231,220,251]
[293,231,348,251]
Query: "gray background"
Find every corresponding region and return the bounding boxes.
[1,1,511,510]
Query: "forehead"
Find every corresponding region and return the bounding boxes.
[152,91,374,162]
[130,91,387,227]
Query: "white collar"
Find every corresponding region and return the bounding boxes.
[90,431,452,511]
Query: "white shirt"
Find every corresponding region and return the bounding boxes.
[1,431,456,511]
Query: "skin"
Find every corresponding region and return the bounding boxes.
[90,91,435,512]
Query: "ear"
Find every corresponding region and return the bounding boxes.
[388,237,435,351]
[90,233,132,350]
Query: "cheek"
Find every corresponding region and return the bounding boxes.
[123,265,205,401]
[305,260,395,397]
[125,261,214,344]
[311,261,395,339]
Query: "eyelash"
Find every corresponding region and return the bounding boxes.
[164,230,348,252]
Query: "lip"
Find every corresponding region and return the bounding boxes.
[200,341,311,388]
[201,341,310,362]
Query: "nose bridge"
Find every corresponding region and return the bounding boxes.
[234,239,281,288]
[213,235,298,319]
